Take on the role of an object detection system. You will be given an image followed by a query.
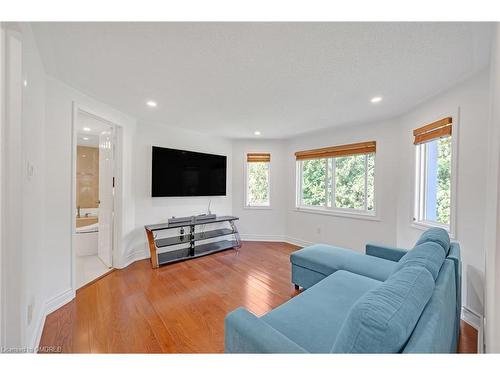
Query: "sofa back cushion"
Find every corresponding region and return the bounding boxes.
[415,228,450,256]
[393,242,445,280]
[331,266,435,353]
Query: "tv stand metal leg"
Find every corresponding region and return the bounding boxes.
[189,224,195,256]
[230,220,242,250]
[145,228,159,269]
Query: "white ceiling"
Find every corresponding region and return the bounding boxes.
[32,22,493,139]
[76,111,112,147]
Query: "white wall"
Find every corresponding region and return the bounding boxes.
[286,118,401,250]
[277,70,490,321]
[1,23,48,349]
[44,77,137,306]
[1,24,24,349]
[232,139,287,240]
[130,122,233,260]
[484,24,500,353]
[19,23,47,348]
[396,70,490,318]
[0,23,4,347]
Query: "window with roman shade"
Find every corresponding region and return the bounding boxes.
[246,153,271,163]
[413,117,452,145]
[245,153,271,207]
[413,116,454,231]
[295,141,376,214]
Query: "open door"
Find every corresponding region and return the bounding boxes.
[98,126,114,268]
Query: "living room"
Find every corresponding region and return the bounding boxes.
[2,0,500,371]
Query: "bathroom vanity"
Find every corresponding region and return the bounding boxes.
[76,216,98,228]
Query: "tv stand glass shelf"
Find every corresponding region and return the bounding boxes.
[144,215,241,268]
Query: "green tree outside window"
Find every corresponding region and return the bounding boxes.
[247,162,270,206]
[300,153,375,211]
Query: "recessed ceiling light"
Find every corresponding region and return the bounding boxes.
[83,137,89,141]
[146,100,157,108]
[370,96,383,103]
[23,79,28,87]
[254,131,261,136]
[83,127,91,132]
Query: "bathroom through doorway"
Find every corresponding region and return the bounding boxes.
[73,109,117,289]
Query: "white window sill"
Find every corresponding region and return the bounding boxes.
[411,220,455,239]
[294,206,380,221]
[244,205,272,210]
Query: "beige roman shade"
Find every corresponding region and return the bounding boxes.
[413,117,452,145]
[247,152,271,163]
[295,141,376,161]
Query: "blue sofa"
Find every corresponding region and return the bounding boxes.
[224,228,461,353]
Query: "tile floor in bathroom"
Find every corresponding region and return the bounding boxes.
[76,255,111,289]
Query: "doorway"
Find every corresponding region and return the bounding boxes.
[72,109,116,289]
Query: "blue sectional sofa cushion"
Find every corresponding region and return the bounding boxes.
[393,242,445,280]
[415,227,450,256]
[291,244,396,282]
[403,260,457,353]
[331,266,435,353]
[262,270,382,353]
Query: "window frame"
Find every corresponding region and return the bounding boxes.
[412,115,458,237]
[244,153,272,209]
[295,152,377,218]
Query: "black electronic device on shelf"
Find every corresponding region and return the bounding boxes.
[167,214,217,225]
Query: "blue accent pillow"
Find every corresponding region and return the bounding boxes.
[415,228,450,256]
[393,242,445,280]
[331,266,435,353]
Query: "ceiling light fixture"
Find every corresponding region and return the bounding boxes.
[83,137,89,140]
[254,131,261,136]
[83,127,91,132]
[370,96,383,103]
[146,100,157,108]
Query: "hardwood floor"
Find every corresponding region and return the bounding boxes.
[39,241,478,353]
[458,320,479,353]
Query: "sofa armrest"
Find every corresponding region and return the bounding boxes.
[224,307,308,353]
[365,244,408,262]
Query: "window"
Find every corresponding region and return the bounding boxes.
[414,117,454,231]
[245,153,271,208]
[295,141,376,215]
[301,158,326,206]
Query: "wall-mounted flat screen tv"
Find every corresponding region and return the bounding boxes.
[151,146,227,197]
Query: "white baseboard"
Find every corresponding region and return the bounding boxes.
[478,316,485,353]
[119,248,149,269]
[31,288,76,351]
[240,234,287,242]
[45,288,75,316]
[461,306,482,330]
[29,306,47,351]
[285,236,314,247]
[239,234,313,248]
[117,236,306,270]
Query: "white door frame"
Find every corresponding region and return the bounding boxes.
[0,21,6,349]
[1,24,23,349]
[70,102,122,291]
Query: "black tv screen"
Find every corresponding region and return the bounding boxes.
[151,146,227,197]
